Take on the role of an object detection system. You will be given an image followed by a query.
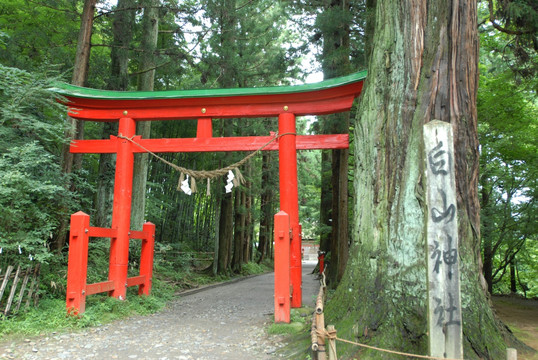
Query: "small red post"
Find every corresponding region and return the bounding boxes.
[318,251,326,274]
[197,118,213,138]
[66,211,90,315]
[109,117,136,300]
[138,222,155,295]
[278,112,302,308]
[274,211,291,323]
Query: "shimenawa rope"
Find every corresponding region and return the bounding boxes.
[117,132,296,194]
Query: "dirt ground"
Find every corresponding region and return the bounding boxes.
[0,263,320,360]
[492,295,538,360]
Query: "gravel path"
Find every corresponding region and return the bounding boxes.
[0,262,319,360]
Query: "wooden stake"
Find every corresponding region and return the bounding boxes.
[14,267,31,312]
[507,348,517,360]
[5,265,21,315]
[327,325,337,360]
[0,266,14,301]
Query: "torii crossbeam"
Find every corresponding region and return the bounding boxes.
[54,70,366,321]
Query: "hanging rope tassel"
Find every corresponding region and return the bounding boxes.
[206,179,211,196]
[177,172,185,191]
[190,175,197,193]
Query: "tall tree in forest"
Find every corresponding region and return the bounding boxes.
[325,0,509,358]
[54,0,97,250]
[478,5,537,297]
[94,0,135,228]
[131,0,160,230]
[201,0,299,273]
[316,0,354,285]
[478,72,538,296]
[203,0,238,274]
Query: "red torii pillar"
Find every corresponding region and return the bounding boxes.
[107,117,135,299]
[278,112,302,308]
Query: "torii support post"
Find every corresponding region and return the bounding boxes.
[66,211,90,315]
[138,221,156,295]
[109,117,136,299]
[278,112,302,308]
[274,211,291,323]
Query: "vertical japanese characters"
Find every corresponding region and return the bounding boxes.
[423,120,463,359]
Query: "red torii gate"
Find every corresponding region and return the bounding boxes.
[54,70,366,321]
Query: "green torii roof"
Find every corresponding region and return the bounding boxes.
[52,70,367,100]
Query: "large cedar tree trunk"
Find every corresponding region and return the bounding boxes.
[325,1,507,358]
[214,0,237,274]
[319,0,352,284]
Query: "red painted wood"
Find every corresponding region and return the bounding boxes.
[66,212,90,315]
[109,117,136,300]
[274,211,291,323]
[196,118,213,138]
[89,227,117,238]
[70,134,349,154]
[126,275,145,287]
[138,222,155,295]
[128,230,146,240]
[67,96,356,121]
[278,113,302,308]
[86,280,115,296]
[63,82,362,121]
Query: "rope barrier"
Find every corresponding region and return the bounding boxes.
[332,335,463,360]
[116,132,296,193]
[312,267,464,360]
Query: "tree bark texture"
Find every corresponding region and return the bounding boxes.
[214,0,239,274]
[325,0,507,358]
[258,151,275,263]
[232,188,245,272]
[329,147,349,284]
[131,0,159,230]
[319,150,332,253]
[319,0,352,285]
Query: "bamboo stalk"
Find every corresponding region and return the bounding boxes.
[312,314,319,352]
[316,285,325,314]
[317,311,326,360]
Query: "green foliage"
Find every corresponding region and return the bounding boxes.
[479,0,538,86]
[240,261,271,276]
[0,65,73,267]
[0,0,79,72]
[478,36,538,297]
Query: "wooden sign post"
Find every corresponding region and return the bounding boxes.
[423,120,463,359]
